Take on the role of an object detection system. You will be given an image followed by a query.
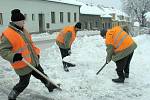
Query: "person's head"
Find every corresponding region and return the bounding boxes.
[11,9,25,28]
[75,22,81,32]
[122,25,129,33]
[100,28,107,38]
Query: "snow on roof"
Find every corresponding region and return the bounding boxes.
[102,7,128,17]
[80,4,105,15]
[48,0,82,6]
[101,14,112,18]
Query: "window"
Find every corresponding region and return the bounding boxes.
[74,13,77,22]
[95,20,99,27]
[51,12,55,23]
[103,23,105,28]
[0,13,3,25]
[46,23,50,28]
[32,14,35,21]
[85,22,88,29]
[67,12,71,22]
[60,12,63,23]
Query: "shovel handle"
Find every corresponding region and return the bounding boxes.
[23,59,62,91]
[96,63,107,75]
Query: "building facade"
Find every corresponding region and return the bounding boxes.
[0,0,81,34]
[80,14,101,30]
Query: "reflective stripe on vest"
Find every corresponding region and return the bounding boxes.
[3,27,32,69]
[114,30,128,49]
[16,44,28,53]
[116,34,128,49]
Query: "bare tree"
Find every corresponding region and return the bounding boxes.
[122,0,150,26]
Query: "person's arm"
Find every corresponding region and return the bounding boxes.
[0,36,15,63]
[64,32,72,49]
[106,44,114,63]
[105,30,114,63]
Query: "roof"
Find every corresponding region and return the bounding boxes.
[48,0,82,6]
[102,7,129,17]
[101,14,112,18]
[80,4,105,15]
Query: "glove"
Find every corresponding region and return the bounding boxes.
[13,53,23,62]
[106,59,111,64]
[106,55,111,64]
[105,60,108,64]
[68,49,71,55]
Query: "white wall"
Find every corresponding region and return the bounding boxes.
[0,0,80,33]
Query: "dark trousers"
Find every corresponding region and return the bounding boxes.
[59,47,70,59]
[13,64,48,94]
[59,47,71,68]
[115,52,134,78]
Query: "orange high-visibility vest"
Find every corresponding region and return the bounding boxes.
[2,27,39,69]
[105,26,134,52]
[56,26,76,48]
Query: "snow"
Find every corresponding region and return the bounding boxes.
[102,7,128,17]
[145,12,150,22]
[101,14,112,18]
[81,0,122,9]
[48,0,82,6]
[0,31,150,100]
[134,22,140,27]
[80,4,105,15]
[31,32,58,42]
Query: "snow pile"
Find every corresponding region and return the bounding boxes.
[31,31,100,42]
[0,31,150,100]
[32,32,58,41]
[40,34,150,100]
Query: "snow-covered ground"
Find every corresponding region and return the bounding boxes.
[0,31,150,100]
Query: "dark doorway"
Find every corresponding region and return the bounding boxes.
[38,14,45,32]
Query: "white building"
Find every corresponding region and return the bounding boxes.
[0,0,81,33]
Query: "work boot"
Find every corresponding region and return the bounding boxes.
[64,66,69,72]
[112,77,125,83]
[63,61,69,72]
[8,90,19,100]
[124,73,129,78]
[113,71,125,83]
[45,82,57,92]
[66,62,76,67]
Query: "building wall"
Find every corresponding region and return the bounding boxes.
[80,14,101,30]
[101,17,112,29]
[0,0,80,34]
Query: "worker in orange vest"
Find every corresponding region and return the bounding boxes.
[100,26,137,83]
[56,22,81,72]
[0,9,57,100]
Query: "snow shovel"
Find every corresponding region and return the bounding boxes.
[22,59,62,91]
[96,62,107,75]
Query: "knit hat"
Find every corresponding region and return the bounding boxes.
[75,22,81,29]
[100,28,107,37]
[11,9,25,22]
